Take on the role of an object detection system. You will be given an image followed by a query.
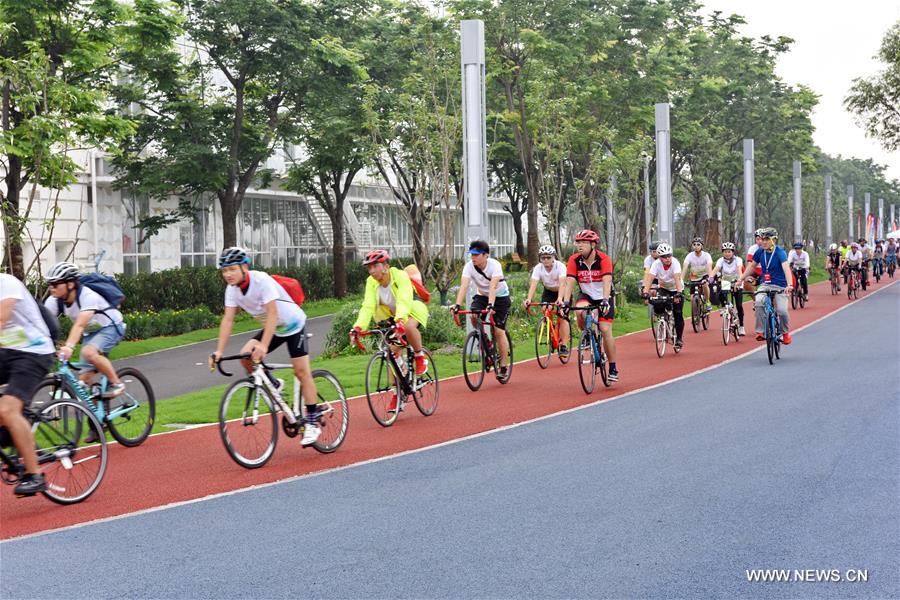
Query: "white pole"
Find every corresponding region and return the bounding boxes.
[878,198,884,240]
[655,104,672,244]
[864,192,871,242]
[793,160,802,244]
[643,154,651,248]
[743,139,755,251]
[824,174,832,247]
[460,20,488,243]
[847,185,854,239]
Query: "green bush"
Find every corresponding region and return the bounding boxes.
[58,306,219,341]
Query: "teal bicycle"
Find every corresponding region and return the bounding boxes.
[754,289,785,365]
[568,305,610,394]
[32,358,155,446]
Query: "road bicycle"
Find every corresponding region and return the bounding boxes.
[525,302,570,369]
[847,267,861,300]
[567,305,610,394]
[828,267,840,295]
[32,358,155,447]
[790,269,807,309]
[647,293,682,358]
[886,256,896,279]
[214,354,348,469]
[0,394,108,504]
[860,260,869,291]
[755,289,785,365]
[687,275,711,332]
[453,309,513,391]
[355,320,439,427]
[717,278,743,346]
[872,257,884,282]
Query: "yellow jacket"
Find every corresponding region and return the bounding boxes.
[353,267,429,330]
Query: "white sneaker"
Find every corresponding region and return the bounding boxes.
[301,423,321,446]
[738,326,746,336]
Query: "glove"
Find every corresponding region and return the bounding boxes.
[485,303,494,312]
[349,326,361,341]
[673,294,683,304]
[449,304,460,314]
[522,299,531,309]
[394,320,406,337]
[640,291,650,300]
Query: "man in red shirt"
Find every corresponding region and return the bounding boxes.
[559,229,619,382]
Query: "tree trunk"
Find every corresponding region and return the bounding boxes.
[220,191,239,249]
[331,197,347,298]
[511,208,525,257]
[1,153,25,279]
[526,192,539,265]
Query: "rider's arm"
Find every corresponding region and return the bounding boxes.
[487,276,500,306]
[641,271,654,296]
[525,277,538,304]
[64,309,95,351]
[352,277,378,330]
[454,276,470,307]
[781,260,793,289]
[675,270,684,294]
[602,274,612,300]
[739,260,756,282]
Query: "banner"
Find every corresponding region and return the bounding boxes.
[866,213,876,243]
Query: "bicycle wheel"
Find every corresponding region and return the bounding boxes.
[33,399,108,504]
[853,281,859,299]
[701,306,710,330]
[496,331,513,384]
[310,369,349,453]
[648,304,656,340]
[535,316,552,369]
[655,317,667,358]
[721,309,731,346]
[462,331,486,391]
[799,289,806,308]
[30,379,83,441]
[765,315,775,365]
[219,380,278,469]
[691,295,701,332]
[597,337,610,388]
[577,331,596,394]
[790,289,798,309]
[365,352,400,427]
[106,367,155,447]
[412,349,439,417]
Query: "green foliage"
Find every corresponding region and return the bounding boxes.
[59,306,218,341]
[845,21,900,152]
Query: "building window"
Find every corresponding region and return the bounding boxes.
[122,194,151,275]
[180,196,219,267]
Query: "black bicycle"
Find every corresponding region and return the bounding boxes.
[454,309,513,391]
[687,275,711,332]
[790,268,806,309]
[647,293,682,357]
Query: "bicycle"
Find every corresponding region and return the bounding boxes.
[567,305,611,394]
[525,302,570,369]
[828,266,840,295]
[214,354,349,469]
[0,395,108,504]
[647,293,682,358]
[861,260,869,290]
[847,267,861,300]
[887,256,896,279]
[790,269,806,309]
[872,257,883,282]
[754,289,785,365]
[718,279,742,346]
[453,309,514,391]
[355,320,439,427]
[32,358,155,447]
[687,275,711,332]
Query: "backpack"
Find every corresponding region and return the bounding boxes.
[403,264,431,304]
[36,299,60,343]
[271,274,305,306]
[57,273,126,334]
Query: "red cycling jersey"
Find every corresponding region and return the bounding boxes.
[566,250,613,301]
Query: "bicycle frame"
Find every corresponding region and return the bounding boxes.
[526,302,561,350]
[568,305,604,364]
[54,361,139,423]
[355,325,417,397]
[453,309,499,362]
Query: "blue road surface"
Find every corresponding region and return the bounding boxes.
[2,284,898,599]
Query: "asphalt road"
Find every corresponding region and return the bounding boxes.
[114,314,334,400]
[2,284,897,598]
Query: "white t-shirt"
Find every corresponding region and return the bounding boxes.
[746,244,759,262]
[683,251,713,278]
[787,250,810,270]
[45,285,124,333]
[715,256,743,280]
[643,255,655,270]
[0,273,55,354]
[463,258,510,297]
[649,258,682,291]
[845,250,863,265]
[377,284,396,313]
[530,260,566,290]
[224,270,306,336]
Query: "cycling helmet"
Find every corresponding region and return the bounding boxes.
[362,249,391,265]
[46,261,80,284]
[538,245,557,256]
[648,240,661,252]
[656,243,673,257]
[692,237,704,245]
[754,228,765,237]
[829,243,838,251]
[851,242,859,249]
[759,227,778,239]
[574,229,599,243]
[792,242,803,249]
[218,247,250,268]
[721,242,736,251]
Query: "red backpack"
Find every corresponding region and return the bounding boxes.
[272,274,305,306]
[403,264,431,304]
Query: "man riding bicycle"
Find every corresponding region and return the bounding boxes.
[208,247,321,446]
[886,238,897,272]
[640,242,685,349]
[0,273,55,496]
[350,249,430,413]
[710,242,746,336]
[737,227,794,344]
[683,237,714,311]
[840,243,865,287]
[857,238,872,288]
[871,240,885,278]
[825,243,842,291]
[559,229,619,381]
[787,242,810,300]
[523,244,570,357]
[450,240,512,379]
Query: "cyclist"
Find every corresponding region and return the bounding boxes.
[640,242,685,349]
[682,237,714,312]
[208,247,321,446]
[871,240,885,279]
[744,229,764,287]
[0,273,55,496]
[523,244,570,357]
[838,240,851,283]
[825,243,842,291]
[44,262,126,397]
[643,240,661,273]
[886,238,897,273]
[350,249,430,413]
[840,242,865,289]
[559,229,619,381]
[787,242,810,300]
[450,240,512,379]
[737,227,794,344]
[710,242,746,336]
[858,238,871,288]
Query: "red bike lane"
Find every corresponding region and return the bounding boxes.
[2,278,894,539]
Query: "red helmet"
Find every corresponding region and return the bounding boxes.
[362,249,391,265]
[575,229,599,243]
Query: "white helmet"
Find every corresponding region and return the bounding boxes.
[46,261,80,284]
[829,243,838,251]
[656,243,673,257]
[721,242,736,251]
[538,245,556,256]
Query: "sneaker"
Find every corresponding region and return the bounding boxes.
[674,338,683,350]
[755,332,765,342]
[102,382,126,398]
[414,353,428,376]
[387,393,399,414]
[608,369,619,382]
[704,302,713,312]
[14,473,46,497]
[498,366,509,379]
[782,332,792,345]
[738,326,746,336]
[300,422,321,446]
[559,344,569,357]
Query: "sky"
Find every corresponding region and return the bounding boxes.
[700,0,900,182]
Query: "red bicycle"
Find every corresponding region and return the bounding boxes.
[526,302,570,369]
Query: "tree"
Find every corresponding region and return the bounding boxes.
[845,21,900,152]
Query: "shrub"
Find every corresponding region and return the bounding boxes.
[58,306,219,341]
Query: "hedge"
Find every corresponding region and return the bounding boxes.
[59,306,219,341]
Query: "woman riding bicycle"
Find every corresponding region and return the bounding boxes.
[825,243,842,291]
[523,244,570,358]
[710,242,746,336]
[640,243,685,349]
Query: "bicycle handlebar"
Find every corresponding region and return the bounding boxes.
[453,309,496,328]
[212,353,272,377]
[524,301,559,318]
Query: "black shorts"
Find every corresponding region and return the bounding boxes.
[540,289,560,304]
[0,349,54,406]
[252,327,309,359]
[471,294,511,330]
[575,292,615,322]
